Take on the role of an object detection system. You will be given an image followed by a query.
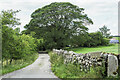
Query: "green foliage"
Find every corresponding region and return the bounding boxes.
[1,9,20,27]
[1,10,39,74]
[2,25,38,64]
[14,27,20,33]
[2,53,38,75]
[70,31,109,48]
[1,9,21,62]
[101,38,109,46]
[2,25,14,61]
[71,32,89,47]
[84,32,109,47]
[24,2,93,50]
[49,52,105,78]
[99,25,111,38]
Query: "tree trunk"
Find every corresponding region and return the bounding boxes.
[7,60,8,65]
[10,58,12,65]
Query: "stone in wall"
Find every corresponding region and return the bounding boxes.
[88,52,102,58]
[107,54,118,77]
[53,49,119,77]
[63,50,68,57]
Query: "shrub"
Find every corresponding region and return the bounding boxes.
[2,26,39,65]
[84,32,109,47]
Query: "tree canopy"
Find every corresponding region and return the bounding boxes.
[23,2,93,50]
[99,25,111,38]
[1,9,20,27]
[1,10,39,64]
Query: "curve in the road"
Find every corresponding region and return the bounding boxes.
[1,54,57,78]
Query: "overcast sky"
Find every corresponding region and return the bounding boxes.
[0,0,119,35]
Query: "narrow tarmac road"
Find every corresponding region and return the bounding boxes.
[1,54,57,78]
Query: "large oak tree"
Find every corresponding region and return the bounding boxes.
[23,2,93,49]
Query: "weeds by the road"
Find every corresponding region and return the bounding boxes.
[49,52,105,78]
[2,53,38,75]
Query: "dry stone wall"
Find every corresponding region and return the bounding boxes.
[52,49,119,77]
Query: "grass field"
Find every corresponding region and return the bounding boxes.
[113,37,120,40]
[69,44,119,54]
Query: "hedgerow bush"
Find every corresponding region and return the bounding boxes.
[2,26,38,64]
[83,32,109,47]
[2,25,39,74]
[1,10,41,75]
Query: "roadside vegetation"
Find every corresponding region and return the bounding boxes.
[49,52,106,78]
[2,53,38,75]
[1,2,119,78]
[1,10,40,75]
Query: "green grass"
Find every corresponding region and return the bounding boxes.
[49,52,105,78]
[2,53,39,75]
[113,37,120,40]
[69,44,119,54]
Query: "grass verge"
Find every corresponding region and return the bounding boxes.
[49,52,105,78]
[2,52,39,75]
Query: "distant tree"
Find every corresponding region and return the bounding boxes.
[23,2,93,50]
[84,32,109,47]
[99,25,111,38]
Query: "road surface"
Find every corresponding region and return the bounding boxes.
[1,54,57,79]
